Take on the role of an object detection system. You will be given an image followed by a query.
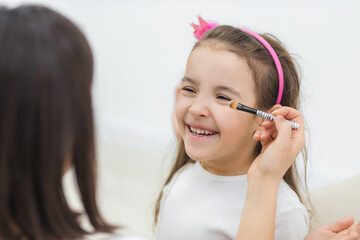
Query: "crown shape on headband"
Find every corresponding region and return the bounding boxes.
[191,16,218,40]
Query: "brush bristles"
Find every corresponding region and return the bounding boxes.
[229,100,238,109]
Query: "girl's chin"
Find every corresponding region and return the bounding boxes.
[183,139,219,161]
[185,151,212,162]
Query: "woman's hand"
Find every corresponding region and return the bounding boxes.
[305,216,360,240]
[237,106,305,240]
[247,106,305,183]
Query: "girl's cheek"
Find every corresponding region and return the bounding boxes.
[176,97,193,112]
[218,111,248,129]
[174,100,188,124]
[213,111,234,130]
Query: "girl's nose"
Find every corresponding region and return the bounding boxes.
[188,98,210,118]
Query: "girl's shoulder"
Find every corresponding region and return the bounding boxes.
[277,180,308,215]
[275,181,310,238]
[162,161,195,192]
[166,161,196,183]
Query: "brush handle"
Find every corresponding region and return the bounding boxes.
[256,110,300,129]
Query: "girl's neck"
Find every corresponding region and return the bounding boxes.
[200,150,257,176]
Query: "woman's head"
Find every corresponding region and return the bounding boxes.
[0,5,114,239]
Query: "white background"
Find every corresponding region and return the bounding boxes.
[2,0,360,237]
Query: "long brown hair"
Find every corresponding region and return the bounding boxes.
[155,25,310,223]
[0,5,116,240]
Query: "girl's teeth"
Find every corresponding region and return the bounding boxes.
[190,126,215,136]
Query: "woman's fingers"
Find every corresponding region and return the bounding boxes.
[329,216,355,233]
[272,107,303,129]
[260,119,273,128]
[254,127,276,147]
[259,106,304,141]
[257,120,277,141]
[260,127,276,140]
[272,107,305,150]
[348,232,359,240]
[355,221,360,237]
[273,115,292,147]
[272,106,302,122]
[253,130,261,141]
[254,107,305,161]
[253,129,273,150]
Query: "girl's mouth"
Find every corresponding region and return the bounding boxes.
[187,124,218,137]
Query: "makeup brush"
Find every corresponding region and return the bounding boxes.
[228,100,300,129]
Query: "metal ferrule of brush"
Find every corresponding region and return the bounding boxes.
[256,110,300,129]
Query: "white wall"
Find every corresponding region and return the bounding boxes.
[2,0,360,237]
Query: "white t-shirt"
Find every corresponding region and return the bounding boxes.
[155,162,309,240]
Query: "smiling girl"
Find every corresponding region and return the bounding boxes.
[155,19,309,240]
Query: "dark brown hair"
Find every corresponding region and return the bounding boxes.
[0,5,116,240]
[155,25,310,223]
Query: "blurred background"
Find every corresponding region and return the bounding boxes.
[2,0,359,238]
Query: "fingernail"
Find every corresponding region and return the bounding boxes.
[260,133,266,139]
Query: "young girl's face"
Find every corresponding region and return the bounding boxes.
[175,45,261,163]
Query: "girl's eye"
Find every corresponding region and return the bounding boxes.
[182,87,196,93]
[216,94,231,101]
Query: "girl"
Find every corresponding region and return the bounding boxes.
[155,17,310,239]
[0,5,116,240]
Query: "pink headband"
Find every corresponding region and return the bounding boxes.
[191,16,284,104]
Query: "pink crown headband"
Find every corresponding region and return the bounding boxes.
[191,16,284,105]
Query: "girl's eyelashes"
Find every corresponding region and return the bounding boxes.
[216,94,231,101]
[180,87,231,102]
[182,86,196,93]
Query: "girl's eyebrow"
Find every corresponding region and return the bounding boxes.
[215,85,242,98]
[181,76,198,85]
